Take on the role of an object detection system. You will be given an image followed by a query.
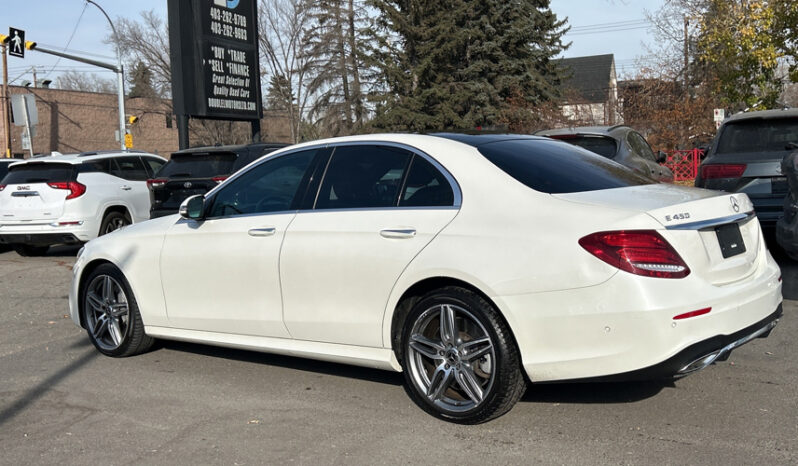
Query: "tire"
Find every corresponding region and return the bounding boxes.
[14,245,49,256]
[99,211,129,236]
[81,263,154,357]
[400,286,526,424]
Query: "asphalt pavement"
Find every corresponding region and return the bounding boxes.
[0,244,796,465]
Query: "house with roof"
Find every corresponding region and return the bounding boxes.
[555,54,621,126]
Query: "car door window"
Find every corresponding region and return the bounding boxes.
[112,157,149,181]
[315,145,412,209]
[399,155,454,207]
[207,149,317,218]
[627,132,657,162]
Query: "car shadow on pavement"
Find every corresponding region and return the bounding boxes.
[521,380,669,405]
[158,340,405,386]
[45,245,83,257]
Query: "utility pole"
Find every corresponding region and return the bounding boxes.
[86,0,126,150]
[1,39,10,158]
[32,66,37,87]
[684,15,690,103]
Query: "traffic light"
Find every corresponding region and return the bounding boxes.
[127,115,139,125]
[0,34,9,44]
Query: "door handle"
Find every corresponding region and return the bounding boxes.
[121,185,132,191]
[248,227,276,237]
[380,228,416,239]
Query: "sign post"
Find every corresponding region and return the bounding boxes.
[168,0,263,149]
[713,108,725,130]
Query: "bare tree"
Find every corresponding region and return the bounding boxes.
[112,10,172,98]
[56,70,116,93]
[259,0,316,142]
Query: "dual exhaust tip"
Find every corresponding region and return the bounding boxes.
[677,319,779,376]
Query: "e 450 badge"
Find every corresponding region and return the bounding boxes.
[665,212,691,222]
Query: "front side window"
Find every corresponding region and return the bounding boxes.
[627,132,657,161]
[315,145,412,209]
[207,149,316,218]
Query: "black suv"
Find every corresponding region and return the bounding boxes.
[695,109,798,228]
[148,143,288,218]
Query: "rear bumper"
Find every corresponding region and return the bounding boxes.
[0,232,83,246]
[563,304,782,382]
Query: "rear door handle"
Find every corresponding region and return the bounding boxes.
[380,228,416,239]
[248,227,276,237]
[121,185,132,191]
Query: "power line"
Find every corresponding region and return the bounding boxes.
[44,2,89,80]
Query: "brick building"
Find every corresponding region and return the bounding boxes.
[0,86,292,158]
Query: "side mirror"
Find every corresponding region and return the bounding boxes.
[179,195,206,220]
[656,150,667,163]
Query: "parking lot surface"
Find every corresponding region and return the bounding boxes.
[0,245,796,465]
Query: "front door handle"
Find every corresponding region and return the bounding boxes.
[248,227,276,237]
[121,185,132,191]
[380,228,416,239]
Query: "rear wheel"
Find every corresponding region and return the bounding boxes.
[401,286,526,424]
[14,245,49,256]
[100,211,129,235]
[82,263,154,357]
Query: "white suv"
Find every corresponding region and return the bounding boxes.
[0,150,166,255]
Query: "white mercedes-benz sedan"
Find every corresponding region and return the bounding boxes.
[69,133,782,423]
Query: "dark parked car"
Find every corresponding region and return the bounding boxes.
[148,143,288,218]
[776,148,798,259]
[535,125,674,182]
[695,109,798,228]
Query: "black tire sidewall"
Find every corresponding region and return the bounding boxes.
[100,212,128,236]
[400,287,522,423]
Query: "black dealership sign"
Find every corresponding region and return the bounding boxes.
[167,0,262,121]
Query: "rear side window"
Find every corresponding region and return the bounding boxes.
[142,157,166,176]
[315,145,412,209]
[1,162,75,184]
[716,117,798,154]
[158,153,237,178]
[555,136,617,159]
[479,139,653,194]
[112,157,149,181]
[626,132,657,161]
[399,156,454,207]
[0,162,11,180]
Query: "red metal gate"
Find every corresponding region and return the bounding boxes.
[662,149,703,181]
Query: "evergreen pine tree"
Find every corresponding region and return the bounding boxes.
[127,61,158,99]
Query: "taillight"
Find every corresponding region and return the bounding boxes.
[579,230,690,279]
[212,176,228,184]
[48,181,86,200]
[0,184,5,192]
[147,178,167,189]
[701,164,746,179]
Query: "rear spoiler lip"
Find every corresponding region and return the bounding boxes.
[665,211,756,230]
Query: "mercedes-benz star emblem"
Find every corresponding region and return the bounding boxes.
[730,196,740,213]
[183,182,193,189]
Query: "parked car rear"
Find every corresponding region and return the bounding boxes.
[535,125,674,182]
[148,143,288,218]
[695,109,798,228]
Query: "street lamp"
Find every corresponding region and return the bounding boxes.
[86,0,126,150]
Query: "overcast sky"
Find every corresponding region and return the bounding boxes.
[3,0,664,86]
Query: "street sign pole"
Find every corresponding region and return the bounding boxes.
[1,41,10,157]
[21,95,33,157]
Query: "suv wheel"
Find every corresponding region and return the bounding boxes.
[100,211,129,235]
[401,286,526,424]
[14,245,49,257]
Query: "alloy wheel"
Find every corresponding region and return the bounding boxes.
[84,275,130,351]
[406,303,496,413]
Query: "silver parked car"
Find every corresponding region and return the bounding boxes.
[535,125,674,182]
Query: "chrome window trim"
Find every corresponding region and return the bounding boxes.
[665,211,756,230]
[202,140,463,221]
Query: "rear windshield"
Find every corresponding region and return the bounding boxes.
[1,162,75,184]
[717,117,798,154]
[478,139,653,194]
[157,153,237,178]
[553,136,617,158]
[0,162,11,180]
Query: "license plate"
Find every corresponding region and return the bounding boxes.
[716,223,746,258]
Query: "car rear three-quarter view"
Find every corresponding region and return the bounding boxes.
[68,134,782,424]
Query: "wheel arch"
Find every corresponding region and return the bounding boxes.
[76,258,115,329]
[387,276,520,365]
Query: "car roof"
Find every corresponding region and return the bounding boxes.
[724,108,798,123]
[534,125,630,137]
[172,142,289,157]
[429,133,550,147]
[6,150,162,166]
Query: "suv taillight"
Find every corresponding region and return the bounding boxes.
[48,181,86,200]
[579,230,690,279]
[212,176,228,184]
[701,164,746,179]
[147,178,167,189]
[0,184,5,192]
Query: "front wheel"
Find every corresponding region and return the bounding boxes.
[82,263,154,357]
[401,287,526,424]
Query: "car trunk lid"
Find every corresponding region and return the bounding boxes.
[0,162,74,221]
[555,184,762,285]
